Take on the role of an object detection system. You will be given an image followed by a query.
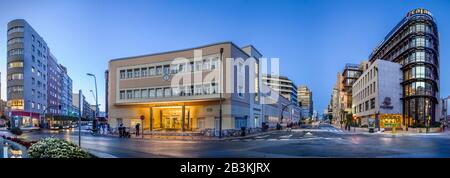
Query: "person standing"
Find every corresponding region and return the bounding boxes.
[135,123,140,137]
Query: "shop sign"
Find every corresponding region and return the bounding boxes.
[380,97,394,109]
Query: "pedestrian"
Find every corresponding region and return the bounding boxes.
[119,124,124,138]
[135,123,140,136]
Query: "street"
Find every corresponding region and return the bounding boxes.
[3,124,450,158]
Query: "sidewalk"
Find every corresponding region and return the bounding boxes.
[332,124,450,136]
[119,129,281,141]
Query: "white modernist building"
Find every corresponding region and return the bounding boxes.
[352,60,403,127]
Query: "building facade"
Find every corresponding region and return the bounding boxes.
[7,19,49,127]
[368,8,440,126]
[352,60,403,128]
[262,74,298,105]
[297,85,313,119]
[6,19,74,128]
[108,42,298,136]
[72,93,94,120]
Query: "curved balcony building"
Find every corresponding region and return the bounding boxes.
[369,8,440,126]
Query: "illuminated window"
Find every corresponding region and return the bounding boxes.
[8,61,23,68]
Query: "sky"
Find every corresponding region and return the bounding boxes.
[0,0,449,113]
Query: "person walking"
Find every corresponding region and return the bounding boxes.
[135,123,140,137]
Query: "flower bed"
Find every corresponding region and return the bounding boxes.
[28,137,91,158]
[1,135,36,149]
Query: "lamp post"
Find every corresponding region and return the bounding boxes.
[87,73,99,121]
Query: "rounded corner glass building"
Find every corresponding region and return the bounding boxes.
[368,8,440,127]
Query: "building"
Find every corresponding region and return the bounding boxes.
[6,19,74,128]
[368,8,440,127]
[7,19,49,128]
[72,93,94,120]
[297,85,313,119]
[47,53,62,116]
[262,74,298,105]
[352,60,403,128]
[105,70,109,119]
[108,42,299,136]
[59,64,73,117]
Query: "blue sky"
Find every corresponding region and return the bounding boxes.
[0,0,449,113]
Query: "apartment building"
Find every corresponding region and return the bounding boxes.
[6,19,73,128]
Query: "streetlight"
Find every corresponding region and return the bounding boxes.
[86,73,99,120]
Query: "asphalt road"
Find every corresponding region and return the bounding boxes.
[3,124,450,158]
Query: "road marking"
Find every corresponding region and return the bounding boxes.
[279,134,293,138]
[255,135,271,139]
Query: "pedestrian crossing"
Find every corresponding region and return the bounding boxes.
[229,127,345,142]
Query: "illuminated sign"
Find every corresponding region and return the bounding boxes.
[407,8,432,17]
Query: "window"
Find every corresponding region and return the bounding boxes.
[7,37,23,45]
[195,84,203,95]
[32,102,35,109]
[8,73,24,80]
[203,83,211,94]
[163,65,170,74]
[32,78,35,85]
[416,24,425,32]
[149,67,155,76]
[8,48,23,56]
[170,64,178,74]
[134,89,141,99]
[8,61,23,68]
[212,83,218,94]
[202,59,210,70]
[416,36,425,47]
[211,58,219,70]
[120,70,126,79]
[155,66,163,75]
[7,26,24,34]
[134,69,140,78]
[141,89,148,98]
[120,91,125,99]
[149,89,155,98]
[156,88,163,98]
[164,87,171,97]
[126,90,133,99]
[127,69,133,78]
[370,98,375,109]
[32,55,36,62]
[178,64,185,73]
[141,68,148,77]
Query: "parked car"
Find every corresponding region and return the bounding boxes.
[62,125,70,129]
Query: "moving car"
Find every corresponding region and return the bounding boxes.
[50,124,62,130]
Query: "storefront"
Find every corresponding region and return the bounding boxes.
[10,111,40,128]
[150,106,199,132]
[380,114,403,129]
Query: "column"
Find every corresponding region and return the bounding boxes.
[182,105,185,132]
[149,107,153,131]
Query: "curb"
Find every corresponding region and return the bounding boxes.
[87,149,118,158]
